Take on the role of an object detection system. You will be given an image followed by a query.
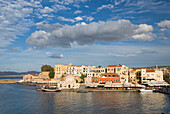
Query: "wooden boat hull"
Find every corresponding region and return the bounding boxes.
[42,89,61,92]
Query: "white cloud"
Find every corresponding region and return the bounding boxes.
[74,10,82,14]
[81,22,86,25]
[97,4,114,11]
[40,7,54,13]
[27,19,155,49]
[74,17,83,21]
[0,0,40,48]
[83,16,94,21]
[85,5,89,8]
[58,16,75,23]
[157,20,170,28]
[47,54,64,58]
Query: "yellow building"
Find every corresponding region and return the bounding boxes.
[107,65,122,75]
[91,67,105,77]
[54,63,74,78]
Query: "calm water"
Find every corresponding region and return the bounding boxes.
[0,77,23,79]
[0,84,169,114]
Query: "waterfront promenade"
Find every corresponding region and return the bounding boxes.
[0,79,21,83]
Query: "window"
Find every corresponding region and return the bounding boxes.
[100,79,101,81]
[114,79,115,81]
[110,79,112,82]
[108,69,110,71]
[103,79,105,82]
[107,79,109,82]
[60,84,62,87]
[108,75,111,77]
[112,75,115,77]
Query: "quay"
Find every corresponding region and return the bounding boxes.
[0,79,21,83]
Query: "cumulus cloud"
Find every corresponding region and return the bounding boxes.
[26,19,154,49]
[83,16,94,21]
[157,20,170,28]
[40,7,54,13]
[74,17,83,21]
[0,0,41,48]
[47,54,64,58]
[157,20,170,40]
[36,22,63,31]
[58,16,75,23]
[74,10,82,14]
[97,4,114,11]
[85,5,89,8]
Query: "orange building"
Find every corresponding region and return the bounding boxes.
[92,73,121,84]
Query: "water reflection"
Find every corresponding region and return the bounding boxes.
[0,84,169,114]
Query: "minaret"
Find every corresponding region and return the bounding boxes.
[156,65,158,70]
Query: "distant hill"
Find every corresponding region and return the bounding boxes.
[0,71,40,75]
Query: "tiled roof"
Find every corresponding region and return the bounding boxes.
[107,65,122,67]
[146,69,155,72]
[102,73,118,75]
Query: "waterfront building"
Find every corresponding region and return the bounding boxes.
[66,64,95,77]
[92,73,121,84]
[57,74,80,89]
[141,68,164,84]
[23,74,33,81]
[91,67,106,77]
[38,71,50,79]
[107,65,129,84]
[129,69,137,84]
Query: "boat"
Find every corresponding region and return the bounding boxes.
[39,85,61,92]
[139,88,153,92]
[42,88,61,92]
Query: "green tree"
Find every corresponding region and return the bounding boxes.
[41,65,54,79]
[41,64,53,71]
[80,73,86,83]
[49,70,55,79]
[97,65,102,68]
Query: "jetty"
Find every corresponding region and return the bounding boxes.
[0,79,21,83]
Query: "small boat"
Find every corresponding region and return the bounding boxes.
[139,88,153,92]
[42,88,61,92]
[39,85,61,92]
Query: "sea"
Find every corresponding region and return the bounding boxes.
[0,84,169,114]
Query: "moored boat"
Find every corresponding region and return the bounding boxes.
[139,88,153,92]
[42,85,61,92]
[42,88,61,92]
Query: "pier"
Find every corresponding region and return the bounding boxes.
[0,79,21,83]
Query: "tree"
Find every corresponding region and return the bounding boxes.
[97,65,102,68]
[49,70,55,79]
[41,65,54,79]
[41,64,53,72]
[80,73,86,83]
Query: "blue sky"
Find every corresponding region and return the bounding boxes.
[0,0,170,72]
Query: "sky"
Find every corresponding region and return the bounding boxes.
[0,0,170,72]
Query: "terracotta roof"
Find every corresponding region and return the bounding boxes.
[31,74,38,76]
[107,65,122,67]
[102,73,118,75]
[146,69,155,72]
[141,67,146,69]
